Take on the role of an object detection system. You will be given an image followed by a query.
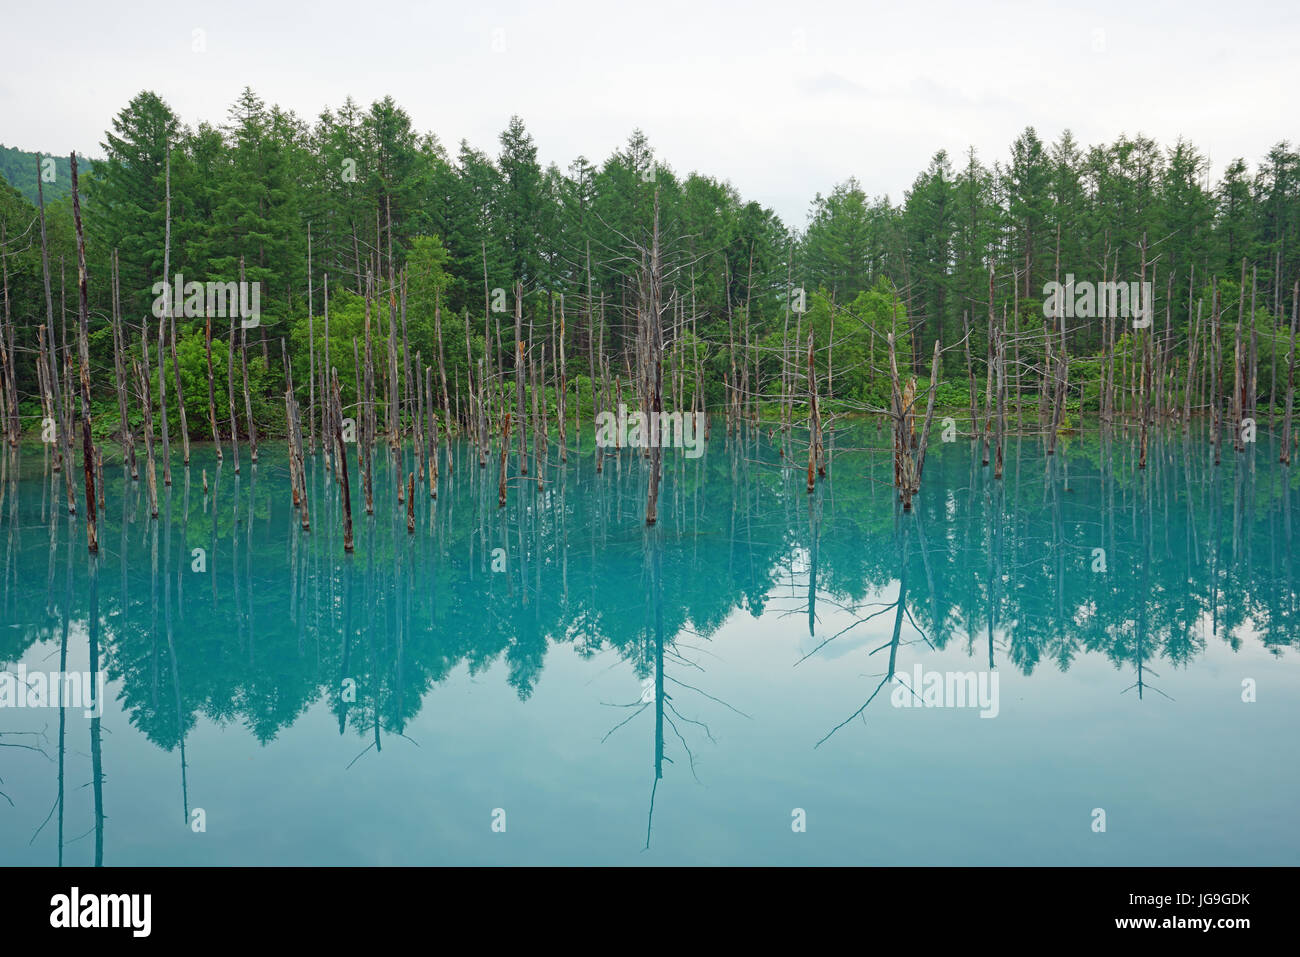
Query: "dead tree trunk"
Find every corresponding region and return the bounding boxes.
[1138,238,1151,468]
[534,348,544,491]
[888,332,914,509]
[516,283,527,476]
[0,227,11,446]
[1212,279,1223,466]
[110,249,136,474]
[227,313,240,474]
[435,286,450,423]
[1232,259,1246,453]
[807,331,817,495]
[429,366,439,499]
[239,257,257,463]
[362,279,376,514]
[498,411,510,508]
[962,310,977,433]
[158,145,173,487]
[558,294,568,462]
[915,339,942,487]
[39,174,76,511]
[307,222,316,455]
[170,312,189,465]
[70,154,98,552]
[645,191,664,526]
[323,274,332,473]
[1184,280,1200,430]
[1283,281,1298,466]
[332,369,353,552]
[206,314,220,458]
[135,347,159,518]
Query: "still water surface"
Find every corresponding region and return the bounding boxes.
[1,423,1297,864]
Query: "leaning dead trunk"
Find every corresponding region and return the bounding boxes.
[332,369,353,552]
[914,340,942,487]
[285,389,302,511]
[427,366,438,498]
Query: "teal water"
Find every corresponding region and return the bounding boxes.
[1,423,1297,865]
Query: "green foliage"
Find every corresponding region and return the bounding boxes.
[3,89,1299,443]
[0,145,74,205]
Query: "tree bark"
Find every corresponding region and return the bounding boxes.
[70,154,98,551]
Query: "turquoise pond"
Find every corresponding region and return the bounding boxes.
[0,422,1297,865]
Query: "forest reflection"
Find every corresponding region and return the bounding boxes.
[2,421,1297,856]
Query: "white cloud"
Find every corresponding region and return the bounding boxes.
[3,0,1295,225]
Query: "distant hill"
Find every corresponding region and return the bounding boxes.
[0,145,81,205]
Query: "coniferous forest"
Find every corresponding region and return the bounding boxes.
[0,88,1298,505]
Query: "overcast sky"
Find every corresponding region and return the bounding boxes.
[3,0,1296,226]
